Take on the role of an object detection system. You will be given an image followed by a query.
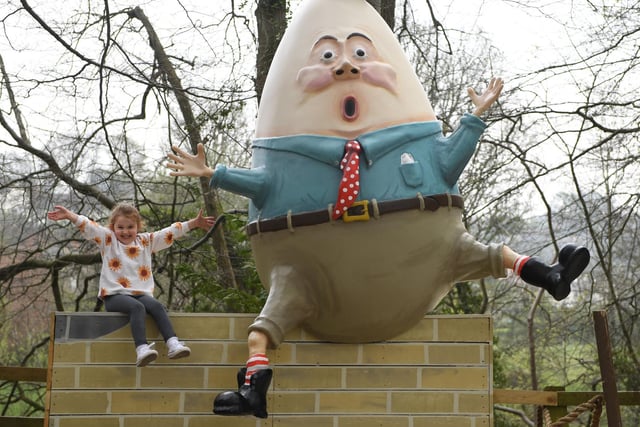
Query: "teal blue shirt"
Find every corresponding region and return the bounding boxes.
[211,114,487,221]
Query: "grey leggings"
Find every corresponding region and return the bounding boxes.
[103,294,176,348]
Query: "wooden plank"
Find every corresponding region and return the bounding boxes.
[494,389,640,407]
[0,416,44,427]
[544,386,567,421]
[493,389,558,405]
[0,366,47,382]
[558,391,640,407]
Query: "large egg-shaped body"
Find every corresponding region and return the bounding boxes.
[243,0,500,343]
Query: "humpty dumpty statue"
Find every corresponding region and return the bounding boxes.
[167,0,590,418]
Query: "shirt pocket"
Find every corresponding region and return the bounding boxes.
[399,153,423,187]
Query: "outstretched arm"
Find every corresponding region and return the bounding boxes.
[187,209,217,231]
[467,77,504,117]
[47,205,78,223]
[167,143,215,178]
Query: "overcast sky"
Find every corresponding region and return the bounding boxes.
[0,0,601,157]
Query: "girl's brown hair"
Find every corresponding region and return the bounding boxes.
[109,203,144,231]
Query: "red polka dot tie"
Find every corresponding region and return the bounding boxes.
[332,140,361,220]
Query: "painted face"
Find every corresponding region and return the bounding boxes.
[111,215,138,245]
[255,0,436,139]
[296,32,397,123]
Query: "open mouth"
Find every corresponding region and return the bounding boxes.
[342,96,358,121]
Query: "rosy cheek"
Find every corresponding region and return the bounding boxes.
[360,62,397,93]
[297,65,334,92]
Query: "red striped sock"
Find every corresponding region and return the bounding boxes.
[244,353,270,386]
[513,255,531,276]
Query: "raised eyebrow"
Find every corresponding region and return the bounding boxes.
[347,32,371,41]
[313,35,338,47]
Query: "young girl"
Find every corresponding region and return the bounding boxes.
[47,203,216,367]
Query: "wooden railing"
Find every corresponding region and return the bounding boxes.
[494,389,640,407]
[0,366,47,427]
[494,388,640,426]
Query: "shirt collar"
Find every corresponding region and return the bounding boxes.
[253,121,442,167]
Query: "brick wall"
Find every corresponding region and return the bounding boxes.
[46,313,493,426]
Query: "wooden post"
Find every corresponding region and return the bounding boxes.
[592,310,622,426]
[543,385,567,422]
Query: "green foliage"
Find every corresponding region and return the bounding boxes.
[174,212,267,313]
[175,261,266,313]
[433,281,484,314]
[0,317,48,417]
[615,350,640,391]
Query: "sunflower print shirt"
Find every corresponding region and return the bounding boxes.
[74,215,191,299]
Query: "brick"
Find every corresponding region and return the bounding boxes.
[412,415,480,427]
[392,317,435,341]
[391,391,455,413]
[183,390,216,413]
[206,366,244,389]
[421,367,488,390]
[295,343,360,364]
[271,416,334,427]
[361,343,425,364]
[427,344,488,365]
[53,342,87,364]
[271,342,295,364]
[50,391,109,414]
[269,391,317,413]
[90,341,135,363]
[436,317,491,342]
[226,341,252,364]
[123,416,187,427]
[282,327,306,341]
[230,316,255,339]
[140,366,207,388]
[274,367,342,389]
[51,367,76,388]
[171,314,233,339]
[110,391,181,413]
[346,367,418,389]
[338,416,409,427]
[458,392,490,413]
[319,391,388,413]
[187,414,259,427]
[78,366,137,388]
[55,416,120,427]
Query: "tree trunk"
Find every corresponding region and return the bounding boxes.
[129,6,238,289]
[254,0,395,103]
[366,0,396,30]
[255,0,287,103]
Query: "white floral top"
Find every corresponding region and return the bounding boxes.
[74,215,191,299]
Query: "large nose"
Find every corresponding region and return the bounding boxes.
[333,59,360,80]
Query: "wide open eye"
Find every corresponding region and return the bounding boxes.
[353,47,367,60]
[321,49,336,62]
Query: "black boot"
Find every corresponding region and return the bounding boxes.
[520,244,590,301]
[213,367,272,418]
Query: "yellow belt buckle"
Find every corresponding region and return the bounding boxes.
[342,200,370,223]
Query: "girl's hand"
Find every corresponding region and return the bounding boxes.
[191,209,217,231]
[47,205,75,222]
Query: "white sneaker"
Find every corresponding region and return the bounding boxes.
[167,337,191,359]
[136,342,158,367]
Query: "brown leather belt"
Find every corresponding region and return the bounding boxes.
[246,193,463,236]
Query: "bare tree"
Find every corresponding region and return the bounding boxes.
[1,0,639,423]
